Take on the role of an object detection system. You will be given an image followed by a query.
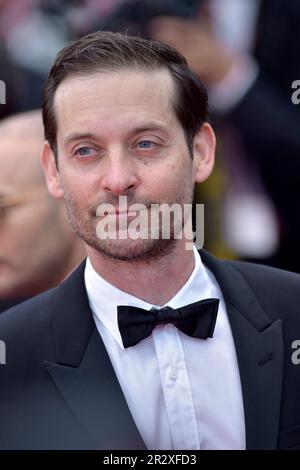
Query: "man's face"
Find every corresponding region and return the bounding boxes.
[0,138,75,298]
[45,69,213,261]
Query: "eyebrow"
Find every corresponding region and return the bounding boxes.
[63,133,97,145]
[63,123,170,146]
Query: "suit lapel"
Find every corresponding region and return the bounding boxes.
[44,261,146,450]
[201,251,284,449]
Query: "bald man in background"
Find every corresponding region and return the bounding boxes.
[0,111,85,313]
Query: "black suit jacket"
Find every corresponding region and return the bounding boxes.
[0,298,27,314]
[0,251,300,450]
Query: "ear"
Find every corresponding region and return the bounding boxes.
[41,141,64,199]
[192,122,216,183]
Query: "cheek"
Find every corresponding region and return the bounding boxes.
[154,160,193,195]
[60,169,96,202]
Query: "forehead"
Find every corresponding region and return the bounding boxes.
[54,69,180,139]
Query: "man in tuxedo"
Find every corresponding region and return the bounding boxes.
[0,31,299,450]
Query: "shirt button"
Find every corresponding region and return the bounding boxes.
[169,367,178,380]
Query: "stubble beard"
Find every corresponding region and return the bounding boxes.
[62,187,194,263]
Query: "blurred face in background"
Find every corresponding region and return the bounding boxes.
[0,123,81,299]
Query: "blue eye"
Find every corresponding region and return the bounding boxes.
[76,147,92,156]
[137,140,154,149]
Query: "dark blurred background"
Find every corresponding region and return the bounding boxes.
[1,0,300,277]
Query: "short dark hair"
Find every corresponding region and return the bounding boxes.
[42,31,208,160]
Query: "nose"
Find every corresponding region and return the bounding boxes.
[101,148,139,196]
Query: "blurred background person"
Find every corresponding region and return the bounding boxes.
[0,0,123,114]
[0,110,85,313]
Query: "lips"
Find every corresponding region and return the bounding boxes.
[95,202,151,218]
[103,208,148,216]
[100,210,134,216]
[115,210,138,216]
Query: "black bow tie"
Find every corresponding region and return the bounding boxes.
[117,298,219,348]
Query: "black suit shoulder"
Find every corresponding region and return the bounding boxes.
[227,257,300,289]
[0,286,56,333]
[224,258,300,325]
[0,287,59,368]
[0,260,92,370]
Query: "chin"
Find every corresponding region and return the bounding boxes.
[93,237,178,262]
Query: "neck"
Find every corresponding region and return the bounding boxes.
[86,240,195,306]
[60,238,86,282]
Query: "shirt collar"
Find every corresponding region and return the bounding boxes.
[84,246,214,349]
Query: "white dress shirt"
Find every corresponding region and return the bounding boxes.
[84,247,245,450]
